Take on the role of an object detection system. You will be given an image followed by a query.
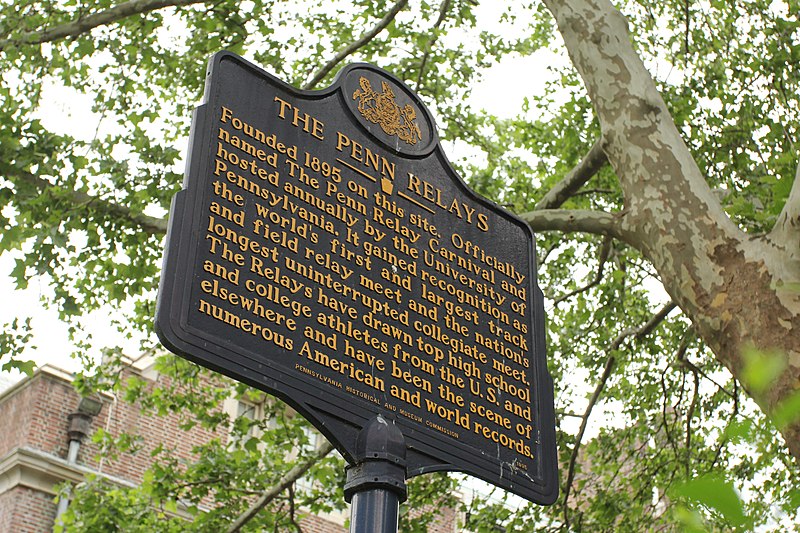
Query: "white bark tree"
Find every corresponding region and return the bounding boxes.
[523,0,800,460]
[1,0,797,529]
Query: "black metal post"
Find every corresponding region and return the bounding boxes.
[344,415,407,533]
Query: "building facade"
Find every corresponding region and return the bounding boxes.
[0,363,461,532]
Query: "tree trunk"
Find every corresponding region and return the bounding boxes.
[542,0,800,460]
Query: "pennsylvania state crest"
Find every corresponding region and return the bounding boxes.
[352,77,422,146]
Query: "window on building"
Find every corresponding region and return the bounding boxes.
[224,395,266,446]
[295,424,323,492]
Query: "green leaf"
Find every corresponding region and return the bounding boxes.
[672,505,709,533]
[671,475,750,528]
[243,437,259,453]
[772,391,800,430]
[740,346,786,393]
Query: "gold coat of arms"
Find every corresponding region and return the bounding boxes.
[352,77,422,145]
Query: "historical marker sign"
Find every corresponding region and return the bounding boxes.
[156,52,558,504]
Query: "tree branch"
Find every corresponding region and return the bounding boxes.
[562,301,676,526]
[0,0,205,51]
[302,0,409,90]
[570,188,616,198]
[660,365,680,456]
[541,0,735,235]
[536,4,800,460]
[12,170,168,235]
[552,236,612,305]
[682,356,700,476]
[225,440,334,533]
[415,0,452,89]
[769,157,800,254]
[562,352,615,528]
[675,330,736,400]
[287,485,303,532]
[535,137,608,210]
[518,208,627,241]
[709,381,739,472]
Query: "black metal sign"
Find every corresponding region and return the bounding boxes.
[156,52,557,504]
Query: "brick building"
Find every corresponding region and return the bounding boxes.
[0,362,462,532]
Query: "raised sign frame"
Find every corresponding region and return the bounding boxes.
[156,51,557,504]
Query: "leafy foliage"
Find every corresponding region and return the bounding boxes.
[0,317,36,375]
[1,0,798,531]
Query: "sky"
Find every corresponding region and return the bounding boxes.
[0,5,620,464]
[3,7,796,529]
[0,39,568,388]
[0,51,575,522]
[0,80,140,378]
[0,12,574,516]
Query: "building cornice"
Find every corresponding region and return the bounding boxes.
[0,446,136,497]
[0,366,73,405]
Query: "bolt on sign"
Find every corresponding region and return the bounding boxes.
[156,52,557,504]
